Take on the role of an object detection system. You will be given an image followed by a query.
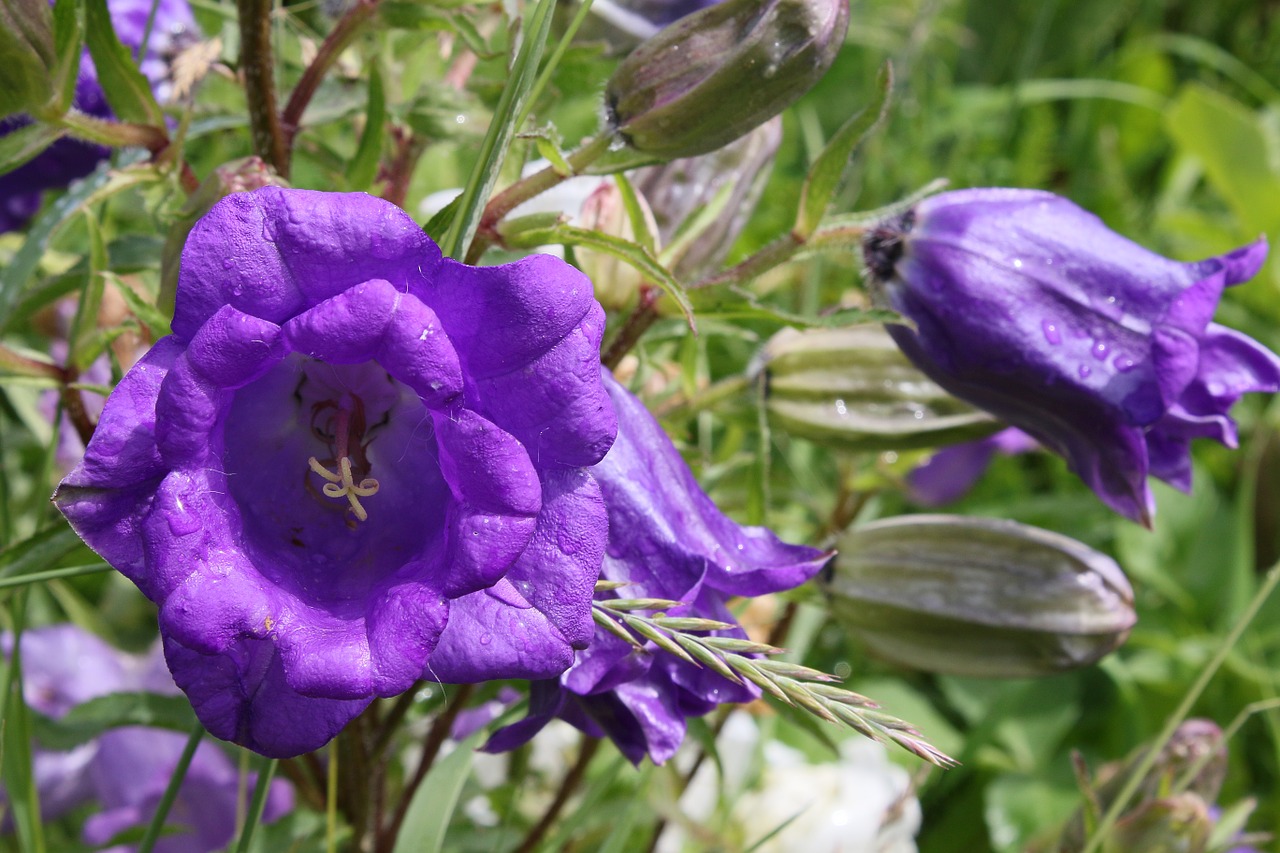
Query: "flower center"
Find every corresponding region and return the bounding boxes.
[306,395,382,522]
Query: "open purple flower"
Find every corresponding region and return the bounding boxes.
[2,624,293,852]
[863,188,1280,525]
[483,371,829,764]
[0,0,197,232]
[55,187,617,758]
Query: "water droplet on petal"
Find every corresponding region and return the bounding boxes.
[1079,364,1092,379]
[1091,341,1108,360]
[480,633,492,646]
[1042,320,1062,345]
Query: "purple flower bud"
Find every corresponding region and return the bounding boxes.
[863,189,1280,525]
[55,188,618,758]
[606,0,848,159]
[483,371,829,764]
[0,0,197,233]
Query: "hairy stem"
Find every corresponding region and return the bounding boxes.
[282,0,380,154]
[236,0,289,175]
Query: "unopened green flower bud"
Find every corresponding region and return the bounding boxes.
[0,0,56,117]
[758,326,998,451]
[605,0,849,159]
[823,515,1136,678]
[160,157,284,311]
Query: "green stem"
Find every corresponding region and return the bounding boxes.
[0,563,111,591]
[1081,563,1280,853]
[466,133,616,263]
[55,110,169,153]
[138,726,205,853]
[237,0,289,176]
[234,756,280,853]
[281,0,379,154]
[654,374,751,419]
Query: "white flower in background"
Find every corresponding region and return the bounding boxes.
[658,712,920,852]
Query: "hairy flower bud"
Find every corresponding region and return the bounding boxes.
[605,0,848,158]
[758,326,997,451]
[823,515,1136,677]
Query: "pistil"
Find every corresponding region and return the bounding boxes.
[308,395,381,522]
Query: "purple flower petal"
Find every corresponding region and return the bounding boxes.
[486,371,828,764]
[865,188,1280,525]
[56,188,617,757]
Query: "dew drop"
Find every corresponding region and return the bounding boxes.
[1114,356,1135,373]
[1091,341,1108,360]
[1012,258,1023,269]
[834,398,848,416]
[1041,320,1062,345]
[479,633,492,646]
[1078,364,1092,379]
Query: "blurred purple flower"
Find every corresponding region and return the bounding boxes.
[483,371,830,764]
[55,188,617,758]
[0,0,197,232]
[906,427,1038,506]
[863,188,1280,525]
[2,624,292,852]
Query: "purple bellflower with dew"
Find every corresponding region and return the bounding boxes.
[54,187,618,758]
[0,0,198,232]
[483,371,830,764]
[863,188,1280,525]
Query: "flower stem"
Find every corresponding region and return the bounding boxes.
[137,725,204,853]
[515,736,601,852]
[282,0,379,154]
[466,133,616,263]
[602,286,661,370]
[236,0,289,176]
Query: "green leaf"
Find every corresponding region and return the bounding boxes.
[32,691,200,750]
[84,0,164,126]
[0,524,87,580]
[50,0,81,112]
[347,61,385,192]
[440,0,558,259]
[0,152,154,331]
[794,61,893,239]
[1165,82,1280,241]
[392,726,483,853]
[0,121,67,176]
[614,173,656,252]
[0,0,56,118]
[69,209,108,371]
[2,600,47,853]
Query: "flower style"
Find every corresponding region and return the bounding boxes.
[483,371,829,764]
[863,188,1280,524]
[2,624,293,852]
[0,0,197,232]
[55,187,617,758]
